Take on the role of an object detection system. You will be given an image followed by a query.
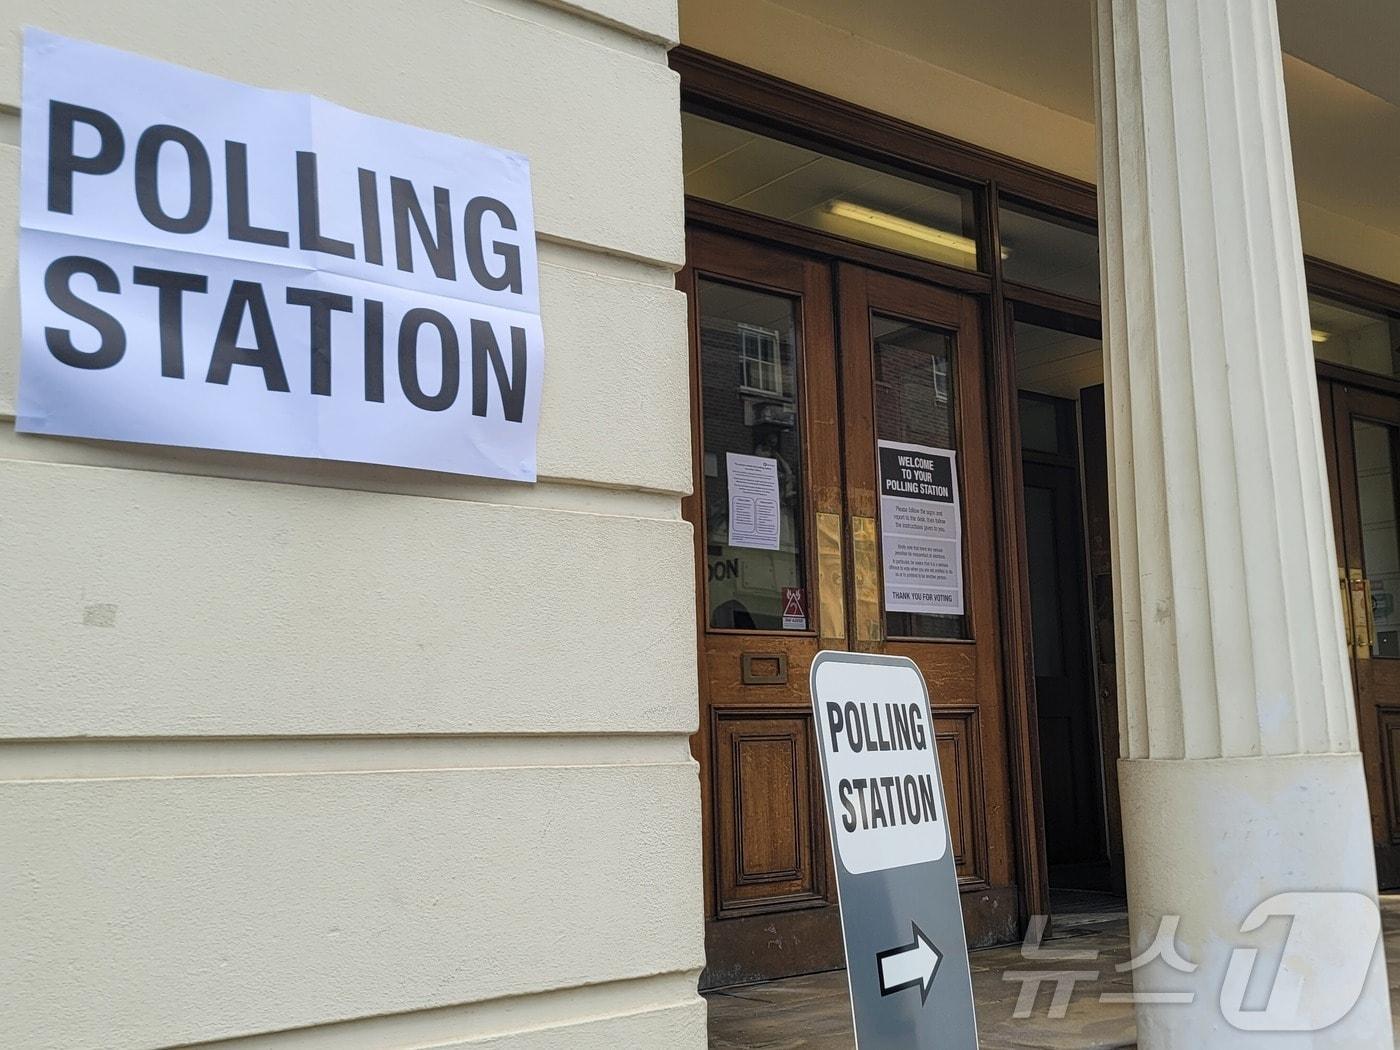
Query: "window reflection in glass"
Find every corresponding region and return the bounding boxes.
[699,278,809,631]
[872,314,967,639]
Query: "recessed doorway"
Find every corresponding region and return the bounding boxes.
[1011,307,1125,896]
[683,228,1021,986]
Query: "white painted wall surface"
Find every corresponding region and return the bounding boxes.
[0,2,705,1048]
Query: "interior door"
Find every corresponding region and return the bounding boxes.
[1322,380,1400,887]
[1019,396,1109,889]
[836,264,1019,945]
[683,229,848,987]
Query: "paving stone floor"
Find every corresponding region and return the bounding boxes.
[706,892,1400,1049]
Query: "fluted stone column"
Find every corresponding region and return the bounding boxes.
[1093,0,1394,1045]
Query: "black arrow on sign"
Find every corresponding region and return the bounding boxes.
[876,922,943,1005]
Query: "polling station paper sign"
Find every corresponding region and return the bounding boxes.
[810,651,978,1050]
[17,29,543,481]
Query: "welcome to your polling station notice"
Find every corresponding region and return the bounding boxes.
[17,29,543,482]
[877,440,965,617]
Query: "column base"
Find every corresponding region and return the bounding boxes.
[1118,752,1393,1048]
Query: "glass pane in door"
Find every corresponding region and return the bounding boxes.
[698,278,810,631]
[871,313,968,639]
[1354,419,1400,658]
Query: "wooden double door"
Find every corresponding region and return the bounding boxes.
[683,230,1019,987]
[1322,379,1400,887]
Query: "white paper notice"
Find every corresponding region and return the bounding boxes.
[727,452,781,551]
[16,29,543,481]
[877,440,964,616]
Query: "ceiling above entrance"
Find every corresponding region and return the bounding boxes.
[762,0,1399,117]
[690,0,1400,281]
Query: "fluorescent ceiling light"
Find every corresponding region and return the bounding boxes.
[827,201,979,258]
[1311,329,1330,344]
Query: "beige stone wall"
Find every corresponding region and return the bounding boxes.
[0,2,705,1048]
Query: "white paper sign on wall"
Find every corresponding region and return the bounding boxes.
[16,29,544,481]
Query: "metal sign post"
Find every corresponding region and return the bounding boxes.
[809,650,980,1049]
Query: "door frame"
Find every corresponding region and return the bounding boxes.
[1018,394,1111,887]
[672,48,1101,933]
[677,222,1055,930]
[674,49,1400,939]
[1320,379,1400,887]
[680,202,1051,932]
[680,228,849,987]
[681,228,1026,982]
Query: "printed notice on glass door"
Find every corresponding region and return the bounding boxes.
[877,440,964,616]
[727,452,781,551]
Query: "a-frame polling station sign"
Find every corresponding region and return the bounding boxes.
[810,651,979,1049]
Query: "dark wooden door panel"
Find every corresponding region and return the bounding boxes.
[712,708,825,912]
[1320,380,1400,887]
[933,706,988,887]
[1381,707,1400,846]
